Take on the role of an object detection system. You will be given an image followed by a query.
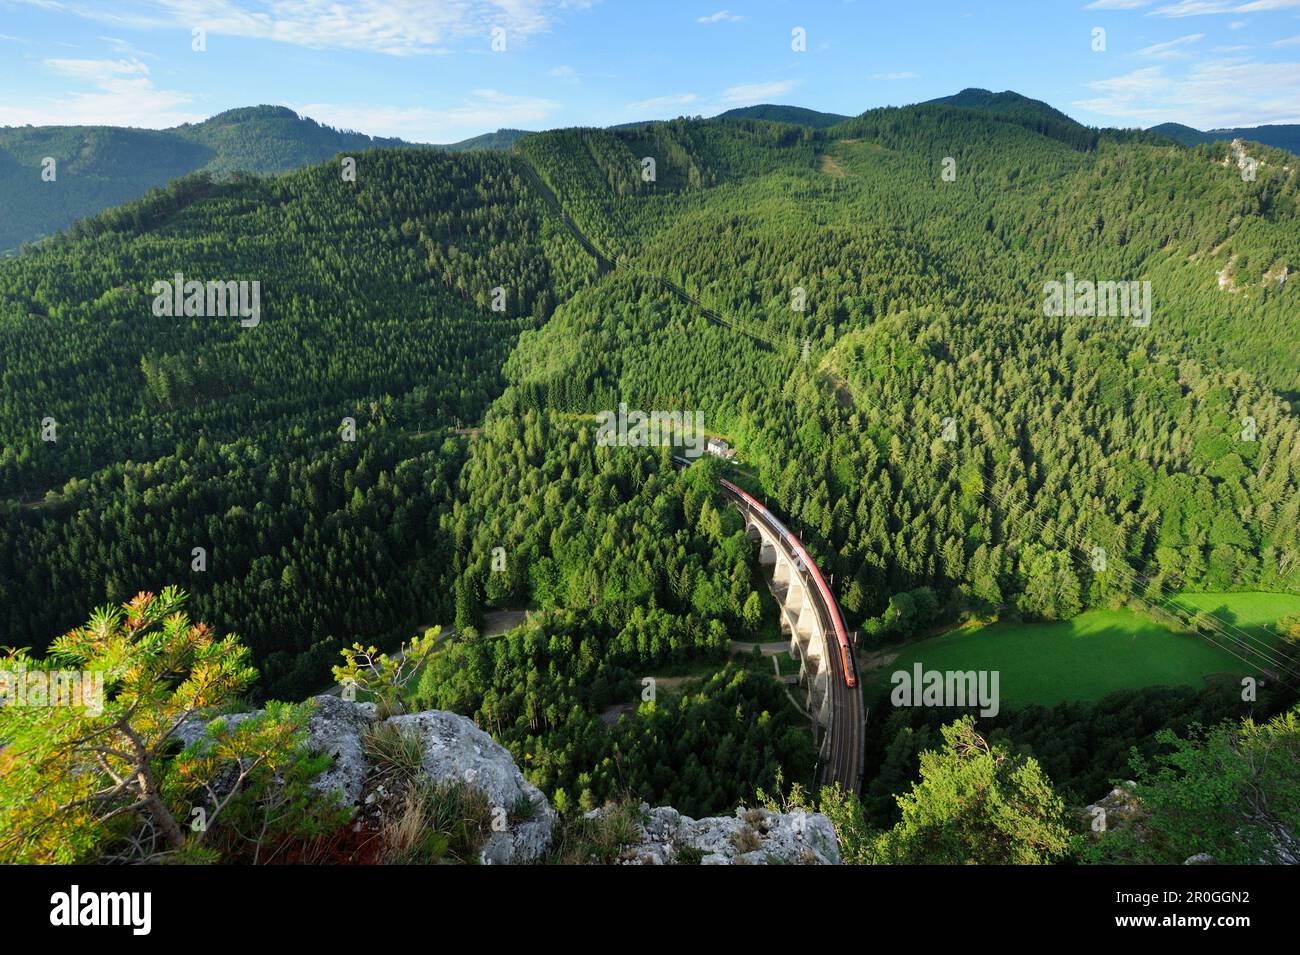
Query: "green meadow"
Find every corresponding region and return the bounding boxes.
[871,593,1300,707]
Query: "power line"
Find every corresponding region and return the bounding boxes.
[929,445,1300,691]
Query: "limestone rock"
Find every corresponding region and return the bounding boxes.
[174,694,375,806]
[586,803,840,865]
[306,694,376,806]
[384,709,555,864]
[1083,781,1144,833]
[174,698,845,866]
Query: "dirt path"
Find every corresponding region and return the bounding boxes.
[728,640,788,657]
[859,649,899,672]
[483,609,527,636]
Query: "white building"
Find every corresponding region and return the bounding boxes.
[706,437,735,460]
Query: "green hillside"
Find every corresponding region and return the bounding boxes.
[0,149,599,696]
[507,105,1300,657]
[0,107,523,252]
[716,104,851,128]
[873,593,1300,707]
[444,128,532,151]
[3,93,1299,833]
[924,87,1100,150]
[0,125,214,254]
[169,105,424,174]
[1148,121,1300,155]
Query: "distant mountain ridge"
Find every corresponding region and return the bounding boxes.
[715,104,851,128]
[169,105,424,174]
[1146,121,1300,154]
[922,88,1101,151]
[0,105,521,251]
[4,92,1297,253]
[924,88,1078,124]
[442,128,532,152]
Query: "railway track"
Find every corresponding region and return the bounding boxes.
[524,155,867,793]
[717,479,864,793]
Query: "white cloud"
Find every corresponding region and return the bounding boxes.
[0,56,200,127]
[623,79,803,122]
[1151,0,1300,16]
[697,10,743,23]
[1084,0,1300,12]
[1273,33,1300,44]
[1150,1,1237,14]
[296,89,560,142]
[98,35,157,57]
[869,71,919,80]
[15,0,577,56]
[1074,59,1300,126]
[44,56,149,80]
[1138,33,1204,56]
[626,92,699,115]
[716,80,798,105]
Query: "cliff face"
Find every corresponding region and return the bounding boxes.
[182,695,839,865]
[583,803,841,865]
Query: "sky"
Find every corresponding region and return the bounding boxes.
[1,0,1299,142]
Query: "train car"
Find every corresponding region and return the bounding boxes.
[720,479,858,688]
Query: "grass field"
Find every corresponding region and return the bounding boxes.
[1168,592,1300,651]
[868,593,1300,707]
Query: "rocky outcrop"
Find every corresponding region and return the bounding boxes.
[385,709,555,864]
[585,804,840,865]
[1085,782,1299,865]
[1083,781,1144,834]
[299,694,376,807]
[174,694,375,807]
[178,696,840,865]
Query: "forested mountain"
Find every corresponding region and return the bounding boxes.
[0,124,214,254]
[1148,122,1220,148]
[509,103,1298,617]
[1148,121,1300,155]
[442,128,533,152]
[0,106,516,252]
[3,90,1298,828]
[168,106,423,174]
[924,88,1103,150]
[925,87,1074,121]
[0,150,598,696]
[717,104,851,128]
[5,91,1292,256]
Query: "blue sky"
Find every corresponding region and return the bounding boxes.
[1,0,1299,141]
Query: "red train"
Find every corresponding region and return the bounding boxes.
[720,478,858,688]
